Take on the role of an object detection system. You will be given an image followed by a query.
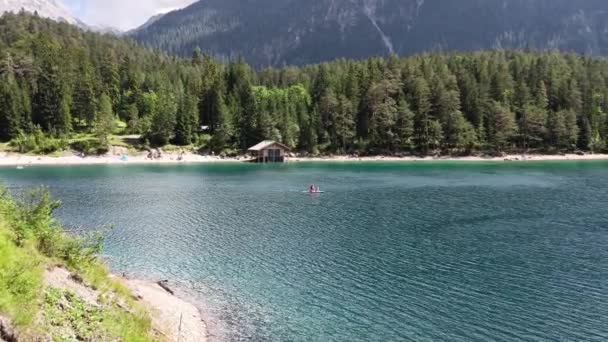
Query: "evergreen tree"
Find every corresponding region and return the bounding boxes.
[71,59,97,129]
[33,58,71,135]
[210,93,233,152]
[2,14,608,156]
[367,78,399,149]
[96,94,114,146]
[98,50,120,107]
[535,81,549,110]
[125,104,139,132]
[547,109,578,149]
[333,95,355,151]
[488,101,516,151]
[148,91,177,146]
[235,83,257,149]
[519,105,548,149]
[318,89,338,145]
[395,97,415,150]
[0,55,24,140]
[173,93,199,145]
[413,77,432,153]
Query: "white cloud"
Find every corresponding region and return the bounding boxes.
[79,0,196,30]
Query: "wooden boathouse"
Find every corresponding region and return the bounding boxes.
[248,140,290,162]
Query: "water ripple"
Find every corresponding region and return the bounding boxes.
[1,162,608,341]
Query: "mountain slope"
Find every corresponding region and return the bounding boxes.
[131,0,608,66]
[127,13,165,35]
[0,0,79,25]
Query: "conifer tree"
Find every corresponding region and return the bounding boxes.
[174,93,199,145]
[395,97,415,150]
[33,58,71,135]
[71,59,97,129]
[488,101,516,151]
[0,55,24,140]
[413,77,432,153]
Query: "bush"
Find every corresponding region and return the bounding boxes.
[70,139,109,156]
[70,140,91,153]
[198,134,212,148]
[6,187,106,267]
[10,129,68,155]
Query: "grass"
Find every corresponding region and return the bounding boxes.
[0,221,43,327]
[42,286,153,342]
[43,287,105,341]
[0,187,157,341]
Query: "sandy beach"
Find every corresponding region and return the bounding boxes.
[1,151,608,166]
[0,151,244,166]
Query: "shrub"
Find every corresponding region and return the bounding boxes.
[10,128,68,155]
[70,140,91,153]
[70,139,109,156]
[7,187,107,268]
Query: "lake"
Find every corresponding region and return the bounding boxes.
[1,161,608,341]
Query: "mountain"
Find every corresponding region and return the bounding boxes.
[0,0,79,25]
[130,0,608,66]
[127,13,165,35]
[87,24,123,35]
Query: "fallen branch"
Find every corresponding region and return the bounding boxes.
[156,280,174,295]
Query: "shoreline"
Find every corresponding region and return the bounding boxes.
[287,153,608,162]
[2,151,608,166]
[119,276,210,342]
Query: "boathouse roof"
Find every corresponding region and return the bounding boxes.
[248,140,291,152]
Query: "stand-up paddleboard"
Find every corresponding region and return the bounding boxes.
[302,191,325,194]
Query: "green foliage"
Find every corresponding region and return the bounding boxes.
[488,101,517,151]
[0,205,43,327]
[9,128,69,154]
[2,13,608,156]
[147,91,177,146]
[173,93,199,145]
[0,58,27,141]
[8,187,106,268]
[43,287,105,340]
[70,138,109,156]
[95,94,114,147]
[0,186,155,340]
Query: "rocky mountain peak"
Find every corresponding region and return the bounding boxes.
[0,0,78,25]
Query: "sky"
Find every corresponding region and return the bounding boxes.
[62,0,197,30]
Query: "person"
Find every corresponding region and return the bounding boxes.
[316,186,320,192]
[309,184,315,193]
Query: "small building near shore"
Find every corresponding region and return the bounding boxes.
[248,140,290,162]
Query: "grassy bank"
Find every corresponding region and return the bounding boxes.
[0,187,157,341]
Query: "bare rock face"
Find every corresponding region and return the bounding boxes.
[131,0,608,66]
[0,0,79,25]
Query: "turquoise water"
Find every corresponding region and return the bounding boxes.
[1,161,608,341]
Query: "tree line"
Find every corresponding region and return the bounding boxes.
[1,13,608,155]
